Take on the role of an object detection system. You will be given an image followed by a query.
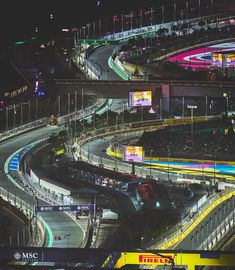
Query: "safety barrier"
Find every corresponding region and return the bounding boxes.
[74,115,220,181]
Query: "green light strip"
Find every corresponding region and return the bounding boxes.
[31,220,53,265]
[108,56,129,80]
[43,219,53,247]
[5,147,53,249]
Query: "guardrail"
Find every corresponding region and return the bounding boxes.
[107,13,235,79]
[0,98,107,248]
[0,118,47,143]
[6,99,109,247]
[20,142,90,246]
[147,188,235,249]
[0,183,46,247]
[104,11,235,42]
[74,115,220,181]
[153,188,235,250]
[72,114,235,250]
[0,98,106,144]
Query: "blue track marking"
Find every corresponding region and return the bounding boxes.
[9,145,33,171]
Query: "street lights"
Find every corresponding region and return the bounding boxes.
[20,102,29,124]
[223,92,230,117]
[6,104,17,129]
[187,105,197,158]
[141,236,144,248]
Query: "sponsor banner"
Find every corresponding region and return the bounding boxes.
[35,204,95,213]
[12,250,41,262]
[138,254,172,265]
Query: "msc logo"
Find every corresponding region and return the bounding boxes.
[13,252,39,261]
[13,252,21,260]
[139,254,172,264]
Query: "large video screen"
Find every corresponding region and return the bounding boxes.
[211,52,223,67]
[128,90,152,107]
[122,145,143,163]
[225,53,235,67]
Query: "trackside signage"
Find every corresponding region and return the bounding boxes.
[138,254,172,264]
[12,250,41,262]
[35,204,95,213]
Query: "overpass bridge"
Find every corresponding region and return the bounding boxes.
[54,79,235,112]
[55,79,235,98]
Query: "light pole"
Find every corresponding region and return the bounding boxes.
[223,92,230,117]
[198,0,201,17]
[106,105,109,127]
[150,149,153,178]
[187,105,197,158]
[182,96,185,118]
[205,95,208,116]
[94,112,96,130]
[98,19,102,37]
[191,235,195,249]
[200,225,204,248]
[20,102,29,124]
[7,104,17,128]
[17,229,20,246]
[28,100,31,122]
[196,230,199,247]
[115,115,118,130]
[205,221,209,249]
[122,101,125,124]
[173,3,176,22]
[201,155,205,182]
[213,154,216,184]
[161,5,164,23]
[186,0,189,19]
[93,21,96,39]
[82,88,84,133]
[6,106,8,130]
[13,104,16,127]
[211,0,214,14]
[141,236,144,248]
[75,90,77,135]
[167,151,170,181]
[58,95,61,116]
[68,92,70,114]
[141,105,144,121]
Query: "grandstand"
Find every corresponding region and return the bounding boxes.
[137,116,235,161]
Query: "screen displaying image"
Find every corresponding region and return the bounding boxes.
[128,90,152,107]
[211,52,223,67]
[225,53,235,67]
[122,145,143,163]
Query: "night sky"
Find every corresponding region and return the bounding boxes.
[0,0,231,47]
[0,0,179,46]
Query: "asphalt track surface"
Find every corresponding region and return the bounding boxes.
[88,45,121,80]
[0,127,84,247]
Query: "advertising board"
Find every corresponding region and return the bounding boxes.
[122,145,143,163]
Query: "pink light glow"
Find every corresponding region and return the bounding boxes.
[167,40,235,69]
